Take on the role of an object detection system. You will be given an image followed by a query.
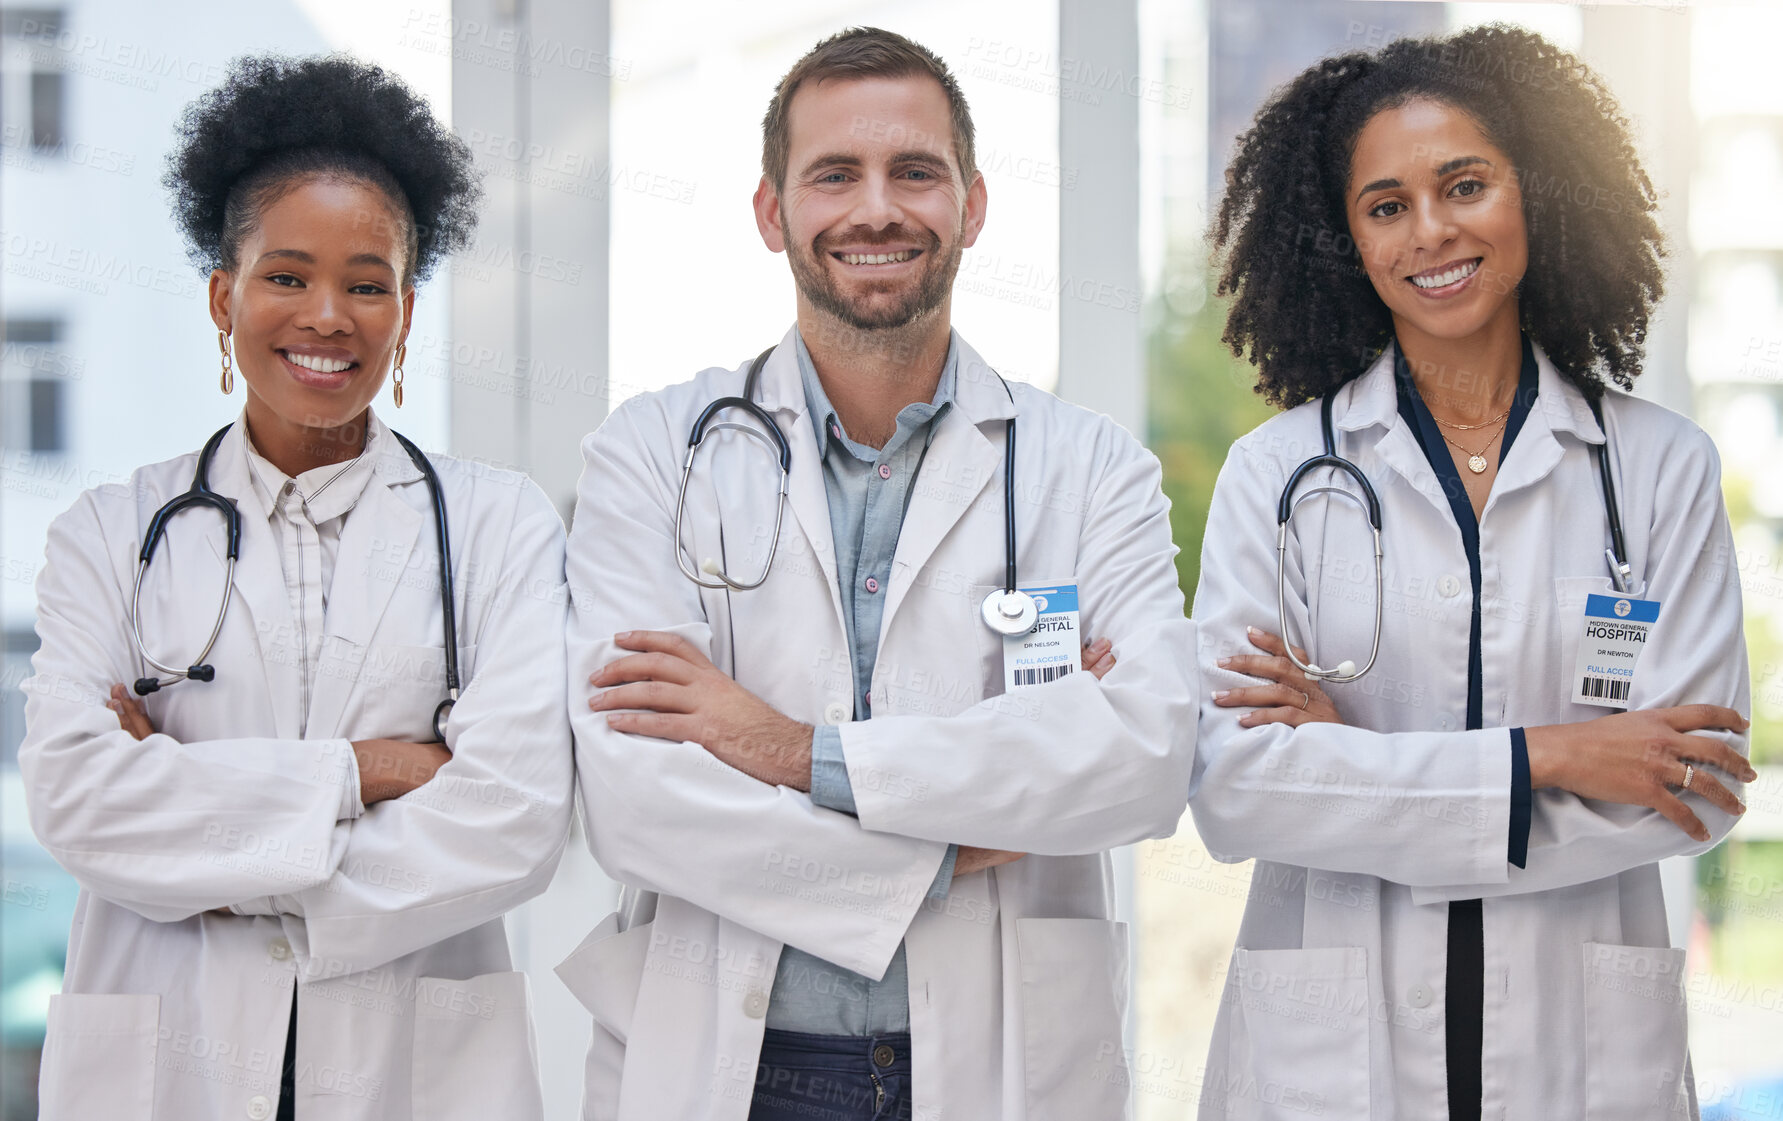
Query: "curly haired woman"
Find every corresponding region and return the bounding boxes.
[1188,25,1752,1120]
[20,55,572,1121]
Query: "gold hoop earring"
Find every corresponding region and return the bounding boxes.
[218,331,234,395]
[392,343,407,408]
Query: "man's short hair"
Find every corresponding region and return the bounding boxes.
[761,27,977,193]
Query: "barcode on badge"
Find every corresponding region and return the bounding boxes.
[1579,676,1630,702]
[1013,663,1075,687]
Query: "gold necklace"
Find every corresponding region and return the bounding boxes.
[1431,405,1510,432]
[1440,413,1509,475]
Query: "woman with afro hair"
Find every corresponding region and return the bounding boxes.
[1187,25,1752,1120]
[19,55,572,1121]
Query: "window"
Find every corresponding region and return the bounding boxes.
[1,9,66,152]
[1,319,68,453]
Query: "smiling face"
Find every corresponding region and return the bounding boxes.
[1346,98,1527,351]
[754,74,985,333]
[208,175,414,452]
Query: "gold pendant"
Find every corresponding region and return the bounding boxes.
[1467,454,1488,474]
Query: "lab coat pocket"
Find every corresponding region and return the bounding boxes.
[347,642,476,742]
[38,992,158,1120]
[556,913,652,1042]
[1223,946,1369,1121]
[557,914,651,1121]
[1015,917,1131,1121]
[1580,942,1688,1121]
[410,971,543,1121]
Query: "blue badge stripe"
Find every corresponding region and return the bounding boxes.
[1584,594,1660,624]
[1022,585,1078,614]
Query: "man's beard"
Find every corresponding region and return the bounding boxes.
[787,227,961,332]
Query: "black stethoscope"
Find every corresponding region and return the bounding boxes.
[1276,388,1627,682]
[130,423,461,740]
[674,346,1038,637]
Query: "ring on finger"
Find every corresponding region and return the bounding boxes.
[1298,690,1309,710]
[1681,763,1695,791]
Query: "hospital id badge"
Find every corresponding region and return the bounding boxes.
[1571,593,1660,708]
[1003,585,1081,691]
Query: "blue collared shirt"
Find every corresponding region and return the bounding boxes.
[764,331,960,1035]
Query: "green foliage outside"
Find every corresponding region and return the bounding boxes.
[1145,281,1273,610]
[1720,473,1781,767]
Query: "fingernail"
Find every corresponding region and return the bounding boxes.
[1736,802,1747,815]
[1212,690,1229,701]
[1246,626,1261,638]
[587,698,600,710]
[1218,657,1232,668]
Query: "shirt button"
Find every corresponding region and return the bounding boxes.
[873,1043,896,1068]
[878,463,892,479]
[864,576,879,594]
[743,990,769,1019]
[1408,983,1433,1009]
[1438,575,1462,598]
[246,1095,274,1120]
[824,702,848,724]
[268,938,292,962]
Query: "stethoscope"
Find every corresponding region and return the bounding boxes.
[1276,389,1627,682]
[674,346,1039,638]
[129,422,462,741]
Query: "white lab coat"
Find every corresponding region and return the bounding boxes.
[19,415,574,1121]
[557,327,1199,1121]
[1189,346,1748,1120]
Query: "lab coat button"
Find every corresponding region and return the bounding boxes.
[246,1095,274,1120]
[1408,983,1433,1009]
[1437,716,1454,731]
[743,990,769,1018]
[824,702,848,724]
[1438,575,1462,598]
[268,939,292,962]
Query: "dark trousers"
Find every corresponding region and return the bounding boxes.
[748,1029,913,1121]
[277,994,297,1121]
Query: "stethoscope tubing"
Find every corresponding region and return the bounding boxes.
[1275,378,1630,683]
[130,422,461,742]
[679,344,1038,637]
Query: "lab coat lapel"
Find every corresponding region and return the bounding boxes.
[1482,348,1605,512]
[203,425,304,739]
[1335,348,1462,524]
[754,331,847,633]
[311,453,425,739]
[881,340,1012,634]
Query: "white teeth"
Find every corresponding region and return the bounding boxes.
[840,250,914,266]
[1411,260,1480,289]
[284,352,353,373]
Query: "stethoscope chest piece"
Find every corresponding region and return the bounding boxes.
[981,588,1038,637]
